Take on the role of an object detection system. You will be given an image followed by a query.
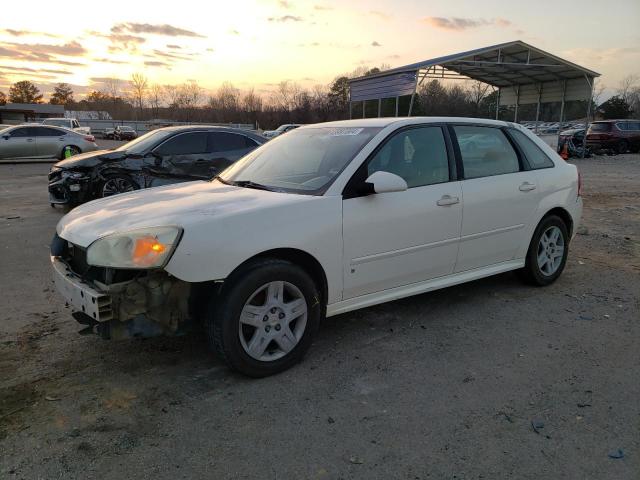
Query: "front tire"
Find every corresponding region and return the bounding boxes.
[99,174,138,198]
[617,140,629,155]
[519,215,569,286]
[206,259,323,377]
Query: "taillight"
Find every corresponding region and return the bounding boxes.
[84,135,95,142]
[577,170,583,197]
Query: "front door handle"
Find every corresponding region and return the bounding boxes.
[519,182,537,192]
[437,195,460,206]
[27,138,34,142]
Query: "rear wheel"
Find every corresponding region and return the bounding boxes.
[519,215,569,286]
[60,145,81,159]
[206,258,322,377]
[617,140,629,154]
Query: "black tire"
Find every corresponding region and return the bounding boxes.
[617,140,629,155]
[206,258,323,377]
[60,145,81,160]
[518,215,570,286]
[99,173,139,198]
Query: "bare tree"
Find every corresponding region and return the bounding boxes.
[468,81,491,115]
[179,81,203,121]
[216,82,240,119]
[147,84,165,119]
[130,73,149,119]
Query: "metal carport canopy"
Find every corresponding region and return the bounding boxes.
[348,40,600,119]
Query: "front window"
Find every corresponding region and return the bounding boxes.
[219,126,381,194]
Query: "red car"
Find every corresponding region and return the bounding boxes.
[585,120,640,154]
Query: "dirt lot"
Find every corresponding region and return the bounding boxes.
[0,154,638,479]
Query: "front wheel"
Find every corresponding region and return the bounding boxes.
[99,174,138,198]
[206,259,323,377]
[519,215,569,286]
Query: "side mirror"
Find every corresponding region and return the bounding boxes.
[364,171,408,194]
[2,135,9,140]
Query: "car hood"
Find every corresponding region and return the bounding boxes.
[54,150,126,169]
[56,180,316,247]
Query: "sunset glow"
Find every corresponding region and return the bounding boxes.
[1,0,638,99]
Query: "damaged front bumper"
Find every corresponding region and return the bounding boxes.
[48,169,92,205]
[51,255,193,340]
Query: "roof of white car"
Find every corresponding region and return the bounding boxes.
[300,117,517,129]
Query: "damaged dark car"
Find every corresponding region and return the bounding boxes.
[48,126,266,206]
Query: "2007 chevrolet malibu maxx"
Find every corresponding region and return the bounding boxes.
[51,117,583,377]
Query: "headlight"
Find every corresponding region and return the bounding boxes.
[87,226,182,269]
[63,171,88,179]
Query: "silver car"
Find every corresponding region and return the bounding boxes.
[0,124,98,160]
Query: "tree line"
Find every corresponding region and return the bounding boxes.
[1,72,638,128]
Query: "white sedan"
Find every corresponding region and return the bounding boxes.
[51,117,582,377]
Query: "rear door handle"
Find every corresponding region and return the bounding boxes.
[519,182,537,192]
[437,195,460,206]
[27,138,34,143]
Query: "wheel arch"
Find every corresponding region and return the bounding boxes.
[60,144,82,159]
[231,248,329,307]
[542,206,574,238]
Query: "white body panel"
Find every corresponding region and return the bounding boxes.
[343,182,462,298]
[55,117,582,318]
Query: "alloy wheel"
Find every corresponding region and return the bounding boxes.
[102,177,135,197]
[537,226,565,276]
[238,280,308,362]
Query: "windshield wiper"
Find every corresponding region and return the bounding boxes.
[229,180,275,191]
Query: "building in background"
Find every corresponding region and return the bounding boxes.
[0,103,64,124]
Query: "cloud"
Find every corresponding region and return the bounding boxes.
[166,44,181,49]
[279,0,291,7]
[314,4,333,10]
[144,60,170,67]
[2,29,59,38]
[112,23,205,38]
[206,48,215,52]
[370,11,392,20]
[371,41,382,47]
[90,76,124,84]
[3,40,86,56]
[423,17,511,30]
[152,49,195,61]
[229,29,240,35]
[93,57,128,64]
[0,65,73,75]
[268,15,303,22]
[0,42,85,66]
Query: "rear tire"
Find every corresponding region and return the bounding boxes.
[206,258,322,377]
[60,145,81,159]
[518,215,569,286]
[617,140,629,155]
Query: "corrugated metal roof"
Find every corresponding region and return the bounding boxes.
[349,40,599,92]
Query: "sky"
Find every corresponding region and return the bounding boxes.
[1,0,639,100]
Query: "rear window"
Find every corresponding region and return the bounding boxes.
[508,129,554,169]
[589,123,611,132]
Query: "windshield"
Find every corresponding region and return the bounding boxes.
[219,126,381,194]
[115,129,172,154]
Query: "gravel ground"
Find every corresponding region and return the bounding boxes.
[0,154,638,479]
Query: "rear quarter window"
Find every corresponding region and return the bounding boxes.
[508,129,555,169]
[589,123,611,132]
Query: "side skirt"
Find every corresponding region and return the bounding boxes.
[326,259,525,317]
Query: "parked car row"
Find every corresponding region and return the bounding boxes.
[51,117,583,377]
